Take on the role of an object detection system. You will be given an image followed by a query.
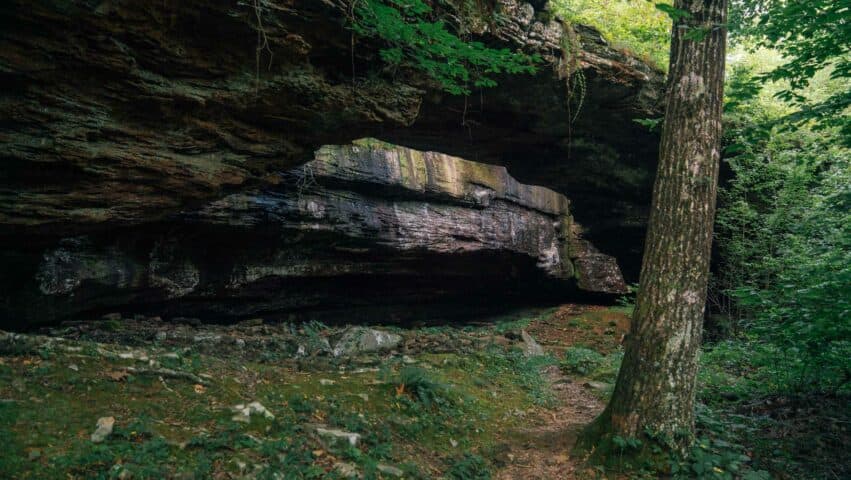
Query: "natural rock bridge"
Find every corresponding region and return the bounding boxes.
[0,0,664,327]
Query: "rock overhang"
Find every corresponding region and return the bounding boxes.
[0,0,663,326]
[1,141,627,326]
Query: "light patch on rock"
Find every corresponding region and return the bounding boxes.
[91,416,115,443]
[149,240,199,297]
[37,240,136,295]
[231,402,275,423]
[332,327,402,357]
[334,462,359,478]
[377,464,404,477]
[316,427,361,446]
[521,330,545,357]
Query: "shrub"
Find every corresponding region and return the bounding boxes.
[561,346,605,376]
[446,453,491,480]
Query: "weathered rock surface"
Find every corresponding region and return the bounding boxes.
[0,0,663,328]
[1,142,625,326]
[332,326,403,358]
[0,0,662,279]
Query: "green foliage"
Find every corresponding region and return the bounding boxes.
[633,117,663,132]
[670,406,770,480]
[615,282,640,308]
[479,345,557,406]
[561,346,605,376]
[551,0,672,69]
[730,0,851,140]
[352,0,539,95]
[0,402,25,477]
[715,51,851,395]
[397,365,454,408]
[446,453,491,480]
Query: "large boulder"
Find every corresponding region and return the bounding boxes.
[332,327,403,357]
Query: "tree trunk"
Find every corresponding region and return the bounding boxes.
[583,0,727,455]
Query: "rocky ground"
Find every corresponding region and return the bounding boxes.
[0,305,631,479]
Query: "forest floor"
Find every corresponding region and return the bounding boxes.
[1,305,847,479]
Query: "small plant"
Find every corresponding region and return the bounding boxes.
[479,345,557,406]
[561,346,605,376]
[396,366,452,408]
[669,406,771,480]
[446,453,491,480]
[612,434,643,471]
[616,282,639,309]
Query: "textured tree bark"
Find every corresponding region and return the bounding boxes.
[583,0,727,455]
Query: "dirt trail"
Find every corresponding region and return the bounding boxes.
[494,304,630,479]
[494,373,605,479]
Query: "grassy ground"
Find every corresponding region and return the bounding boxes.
[0,307,616,479]
[1,306,846,479]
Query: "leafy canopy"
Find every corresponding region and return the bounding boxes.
[352,0,540,95]
[551,0,672,69]
[715,46,851,394]
[730,0,851,141]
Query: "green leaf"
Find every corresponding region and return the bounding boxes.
[655,3,691,22]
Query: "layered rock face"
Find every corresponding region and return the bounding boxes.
[0,0,662,327]
[0,0,662,272]
[1,142,625,327]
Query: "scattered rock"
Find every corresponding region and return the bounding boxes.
[520,330,544,357]
[316,427,361,446]
[234,338,246,348]
[351,367,380,374]
[319,378,335,386]
[356,393,369,401]
[154,331,167,341]
[101,313,122,321]
[192,333,221,343]
[68,364,79,371]
[332,327,402,357]
[334,462,360,478]
[450,438,459,448]
[296,337,333,357]
[402,355,417,364]
[582,381,610,391]
[231,402,275,423]
[377,464,404,477]
[91,416,115,443]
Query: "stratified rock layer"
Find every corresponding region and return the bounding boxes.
[0,0,663,279]
[1,142,625,327]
